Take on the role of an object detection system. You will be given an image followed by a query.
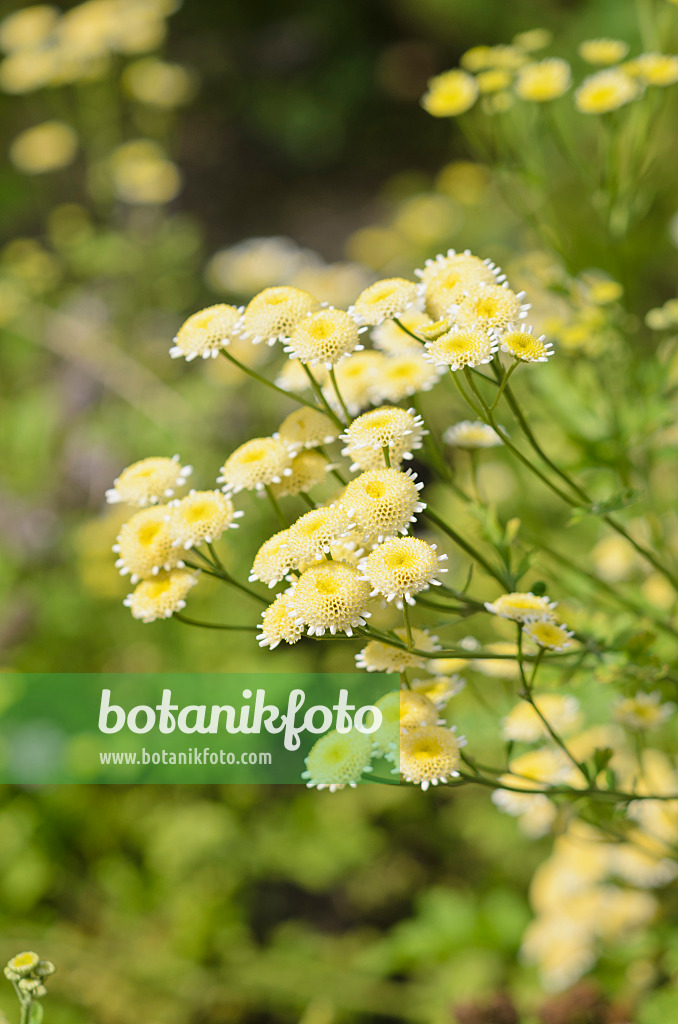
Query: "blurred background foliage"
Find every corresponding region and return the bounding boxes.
[1,0,678,1021]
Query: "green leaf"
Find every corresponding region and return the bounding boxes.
[28,1003,43,1024]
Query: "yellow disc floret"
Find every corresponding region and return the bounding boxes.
[106,454,192,506]
[287,506,352,563]
[285,307,362,367]
[501,325,554,362]
[166,490,239,549]
[575,69,641,113]
[257,594,304,649]
[424,327,496,369]
[579,39,630,65]
[249,529,295,587]
[114,506,183,582]
[275,407,340,452]
[514,58,571,101]
[523,618,575,651]
[399,726,464,789]
[302,728,373,790]
[270,450,329,497]
[455,282,529,333]
[351,277,419,326]
[239,286,318,344]
[341,406,426,471]
[170,304,242,360]
[288,560,372,636]
[421,69,479,117]
[124,568,198,622]
[341,468,425,541]
[399,690,441,729]
[218,437,292,494]
[361,536,447,605]
[485,591,557,622]
[356,628,441,672]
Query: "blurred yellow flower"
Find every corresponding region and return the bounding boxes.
[0,5,58,52]
[515,58,571,102]
[513,28,553,52]
[110,139,181,204]
[123,56,196,107]
[578,38,630,65]
[476,68,512,93]
[421,69,478,117]
[575,68,641,113]
[625,52,678,86]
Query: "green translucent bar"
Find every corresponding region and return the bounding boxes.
[0,673,396,785]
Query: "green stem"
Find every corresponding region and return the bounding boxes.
[264,484,287,528]
[382,445,391,468]
[299,491,316,509]
[183,559,268,605]
[393,317,426,344]
[174,613,258,632]
[329,365,351,423]
[220,349,327,418]
[423,507,510,587]
[490,358,519,411]
[300,363,344,427]
[402,602,414,648]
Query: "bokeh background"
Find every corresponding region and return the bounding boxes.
[1,0,678,1021]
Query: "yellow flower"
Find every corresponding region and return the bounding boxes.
[351,277,419,326]
[372,308,432,355]
[270,450,329,498]
[275,407,339,452]
[302,728,373,791]
[10,121,78,174]
[513,28,552,53]
[166,490,239,549]
[356,628,440,672]
[106,455,192,507]
[455,282,529,333]
[625,52,678,86]
[5,952,40,977]
[523,618,575,651]
[575,69,641,113]
[614,691,676,731]
[257,594,303,649]
[424,327,496,370]
[360,536,447,605]
[239,285,318,344]
[0,6,58,52]
[485,591,557,622]
[443,420,503,448]
[370,353,443,403]
[340,467,425,541]
[460,46,494,72]
[399,690,440,729]
[170,304,242,361]
[501,324,554,362]
[114,506,183,582]
[110,139,181,204]
[514,58,571,101]
[286,506,352,563]
[417,247,501,291]
[578,38,630,66]
[124,569,198,622]
[122,56,196,107]
[218,437,292,495]
[421,69,478,117]
[399,726,465,789]
[411,674,465,706]
[341,406,426,472]
[249,529,295,587]
[288,560,372,636]
[327,351,385,415]
[502,695,582,742]
[285,307,362,366]
[476,68,512,93]
[0,48,60,93]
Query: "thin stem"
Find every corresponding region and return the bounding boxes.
[329,365,351,423]
[402,602,414,648]
[183,559,268,605]
[516,625,589,784]
[393,317,426,344]
[423,507,509,587]
[299,491,316,509]
[382,445,391,468]
[220,349,327,417]
[264,484,287,528]
[300,363,344,427]
[490,358,519,411]
[174,613,258,632]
